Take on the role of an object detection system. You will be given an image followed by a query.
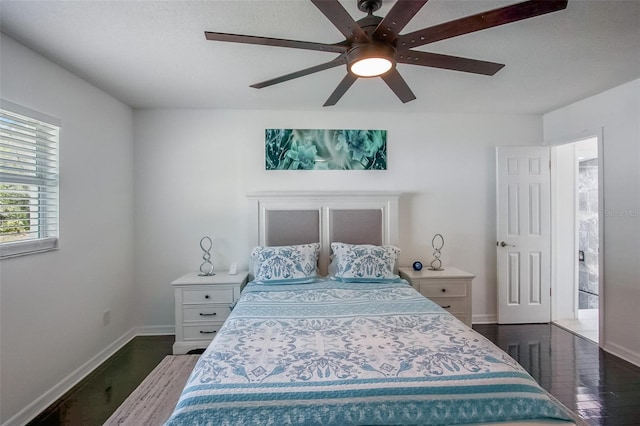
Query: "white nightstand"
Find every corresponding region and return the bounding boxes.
[399,267,475,327]
[172,271,248,354]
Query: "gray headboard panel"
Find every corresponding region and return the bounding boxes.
[265,210,320,246]
[248,192,400,276]
[329,209,382,246]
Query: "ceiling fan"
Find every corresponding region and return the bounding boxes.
[204,0,568,107]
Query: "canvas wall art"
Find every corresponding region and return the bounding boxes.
[265,129,387,170]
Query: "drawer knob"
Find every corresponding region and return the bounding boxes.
[204,294,210,299]
[441,288,446,293]
[199,330,216,334]
[199,312,217,316]
[441,305,451,309]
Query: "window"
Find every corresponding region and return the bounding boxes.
[0,100,60,258]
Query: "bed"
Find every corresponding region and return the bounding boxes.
[164,192,579,426]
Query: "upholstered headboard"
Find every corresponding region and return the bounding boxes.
[247,192,400,276]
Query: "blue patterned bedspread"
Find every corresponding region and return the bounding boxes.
[165,279,574,425]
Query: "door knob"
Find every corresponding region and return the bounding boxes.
[497,241,515,247]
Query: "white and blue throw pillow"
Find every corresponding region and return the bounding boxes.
[330,242,401,283]
[251,243,320,284]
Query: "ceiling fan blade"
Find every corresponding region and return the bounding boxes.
[311,0,369,43]
[380,69,416,104]
[251,55,347,89]
[397,51,504,75]
[204,31,347,54]
[372,0,429,43]
[324,73,358,107]
[396,0,568,50]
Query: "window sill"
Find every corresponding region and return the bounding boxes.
[0,238,58,259]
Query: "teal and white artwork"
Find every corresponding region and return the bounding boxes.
[265,129,387,170]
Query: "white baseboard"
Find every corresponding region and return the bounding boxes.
[603,340,640,368]
[135,324,175,335]
[2,327,174,426]
[472,314,497,324]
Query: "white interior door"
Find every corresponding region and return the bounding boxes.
[496,146,551,324]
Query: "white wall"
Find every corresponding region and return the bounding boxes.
[544,78,640,365]
[133,109,542,328]
[0,35,134,424]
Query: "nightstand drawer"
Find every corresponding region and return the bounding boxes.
[398,267,474,327]
[429,297,467,313]
[172,271,248,354]
[417,280,467,297]
[183,306,231,322]
[183,324,223,340]
[183,288,234,304]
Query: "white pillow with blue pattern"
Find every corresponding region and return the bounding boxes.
[251,243,320,284]
[330,242,402,283]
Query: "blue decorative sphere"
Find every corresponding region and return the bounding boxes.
[412,261,423,271]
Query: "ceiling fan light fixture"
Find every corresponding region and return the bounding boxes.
[351,57,393,77]
[347,44,395,78]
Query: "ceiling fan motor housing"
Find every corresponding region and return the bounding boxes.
[356,14,384,39]
[347,13,396,77]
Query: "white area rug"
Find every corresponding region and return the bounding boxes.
[103,354,199,426]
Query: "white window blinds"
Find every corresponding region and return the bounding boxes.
[0,101,60,258]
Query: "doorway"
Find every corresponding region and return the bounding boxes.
[551,137,600,343]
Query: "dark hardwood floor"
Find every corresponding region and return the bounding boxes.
[26,325,640,426]
[474,324,640,426]
[27,335,174,426]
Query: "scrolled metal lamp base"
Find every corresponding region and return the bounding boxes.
[428,233,445,271]
[198,236,215,276]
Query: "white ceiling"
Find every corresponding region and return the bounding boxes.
[1,0,639,114]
